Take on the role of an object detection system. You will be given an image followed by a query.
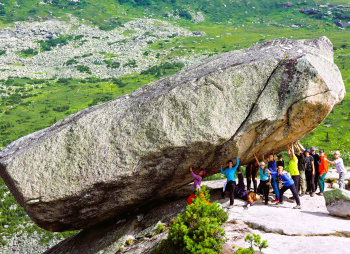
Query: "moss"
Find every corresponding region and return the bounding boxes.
[324,189,350,203]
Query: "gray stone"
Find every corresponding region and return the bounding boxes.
[324,189,350,218]
[0,36,345,232]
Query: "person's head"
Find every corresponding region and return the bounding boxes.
[334,151,341,159]
[269,154,274,161]
[277,166,284,174]
[251,193,261,201]
[289,153,294,160]
[319,149,325,157]
[228,160,233,168]
[260,161,265,169]
[304,149,310,157]
[199,170,207,177]
[311,146,317,154]
[277,154,283,161]
[253,160,259,166]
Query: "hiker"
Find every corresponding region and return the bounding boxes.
[328,151,346,189]
[263,151,279,203]
[271,166,301,209]
[221,157,240,207]
[254,154,271,205]
[277,154,284,168]
[246,160,259,192]
[187,165,207,205]
[235,169,261,210]
[295,141,307,196]
[286,142,299,199]
[318,149,330,195]
[310,146,321,192]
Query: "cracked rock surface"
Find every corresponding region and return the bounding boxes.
[0,36,345,232]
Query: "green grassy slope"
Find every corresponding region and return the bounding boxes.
[0,0,349,249]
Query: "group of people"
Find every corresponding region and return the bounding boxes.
[188,141,347,210]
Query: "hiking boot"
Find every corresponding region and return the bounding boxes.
[300,193,305,197]
[293,205,301,209]
[289,196,295,200]
[305,191,310,195]
[271,199,279,203]
[310,193,315,197]
[317,192,323,196]
[278,201,284,205]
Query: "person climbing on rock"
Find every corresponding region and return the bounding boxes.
[254,154,271,205]
[328,151,346,189]
[286,142,299,200]
[187,165,207,205]
[271,166,301,209]
[246,160,259,192]
[221,157,239,208]
[317,149,330,195]
[263,150,279,203]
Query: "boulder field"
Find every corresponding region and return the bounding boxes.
[0,36,345,231]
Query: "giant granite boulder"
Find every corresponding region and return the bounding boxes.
[324,189,350,219]
[0,36,345,231]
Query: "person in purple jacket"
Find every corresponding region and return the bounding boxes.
[270,166,301,209]
[190,165,207,191]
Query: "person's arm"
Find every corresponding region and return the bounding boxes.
[262,154,268,164]
[190,169,201,181]
[311,161,315,176]
[297,141,306,152]
[254,154,260,165]
[291,142,295,157]
[267,174,271,185]
[233,157,240,170]
[220,164,226,174]
[294,142,301,155]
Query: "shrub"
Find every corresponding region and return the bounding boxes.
[155,223,166,235]
[153,186,228,254]
[77,65,92,74]
[235,234,268,254]
[123,59,137,68]
[65,59,79,66]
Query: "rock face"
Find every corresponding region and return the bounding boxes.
[324,189,350,218]
[0,36,345,232]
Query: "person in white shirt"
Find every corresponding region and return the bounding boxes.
[329,151,346,189]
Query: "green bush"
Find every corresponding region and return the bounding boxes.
[77,65,92,74]
[153,186,228,254]
[235,234,268,254]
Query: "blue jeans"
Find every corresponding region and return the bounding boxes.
[271,176,279,200]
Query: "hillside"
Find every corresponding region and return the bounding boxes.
[0,0,349,251]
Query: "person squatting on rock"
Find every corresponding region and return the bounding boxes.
[221,157,240,207]
[254,154,271,205]
[271,166,301,209]
[246,160,259,193]
[286,142,299,200]
[187,165,207,205]
[328,151,346,189]
[295,141,308,196]
[263,151,280,203]
[310,146,321,192]
[318,149,330,195]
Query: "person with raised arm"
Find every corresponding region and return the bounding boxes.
[294,141,307,196]
[286,142,299,199]
[187,165,207,205]
[328,151,346,189]
[263,150,279,203]
[221,157,239,208]
[254,153,271,205]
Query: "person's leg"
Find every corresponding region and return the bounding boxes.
[310,173,315,193]
[279,186,288,203]
[289,184,301,206]
[264,182,269,205]
[237,171,245,190]
[229,181,236,205]
[314,171,319,192]
[294,175,300,193]
[252,168,258,193]
[305,171,311,193]
[271,176,279,200]
[318,174,326,193]
[339,172,345,189]
[299,171,306,195]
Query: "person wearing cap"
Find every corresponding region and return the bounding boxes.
[270,166,301,209]
[221,157,240,207]
[294,141,307,196]
[328,151,346,189]
[310,146,321,192]
[318,149,330,195]
[263,150,280,203]
[255,154,271,205]
[286,142,299,199]
[187,165,207,205]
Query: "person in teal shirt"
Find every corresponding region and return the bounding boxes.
[221,157,239,207]
[254,154,271,205]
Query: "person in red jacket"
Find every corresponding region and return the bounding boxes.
[317,149,330,196]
